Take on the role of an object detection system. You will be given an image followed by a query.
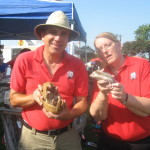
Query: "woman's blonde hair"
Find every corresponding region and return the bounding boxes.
[94,32,119,48]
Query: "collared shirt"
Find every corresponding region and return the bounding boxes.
[10,45,88,130]
[92,56,150,141]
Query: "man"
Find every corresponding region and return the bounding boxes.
[10,11,88,150]
[89,32,150,150]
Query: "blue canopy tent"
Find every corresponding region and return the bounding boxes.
[0,0,86,42]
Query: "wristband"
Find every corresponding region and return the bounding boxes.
[122,93,128,105]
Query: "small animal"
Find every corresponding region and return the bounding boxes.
[90,69,114,83]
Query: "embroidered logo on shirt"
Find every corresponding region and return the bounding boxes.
[67,71,74,79]
[130,72,136,80]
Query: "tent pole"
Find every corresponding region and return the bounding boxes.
[85,42,87,64]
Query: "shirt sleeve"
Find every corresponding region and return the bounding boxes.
[10,55,26,93]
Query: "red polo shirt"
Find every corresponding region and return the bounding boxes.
[92,56,150,141]
[10,45,88,130]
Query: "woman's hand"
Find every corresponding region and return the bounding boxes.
[110,83,126,102]
[97,79,112,95]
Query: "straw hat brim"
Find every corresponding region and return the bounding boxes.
[34,24,79,42]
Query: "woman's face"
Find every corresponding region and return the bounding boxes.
[95,37,122,66]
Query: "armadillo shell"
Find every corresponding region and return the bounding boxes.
[41,82,64,115]
[42,100,64,115]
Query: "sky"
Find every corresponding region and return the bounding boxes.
[1,0,150,49]
[64,0,150,48]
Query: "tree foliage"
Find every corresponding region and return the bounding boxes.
[122,24,150,60]
[122,40,144,56]
[134,24,150,41]
[122,40,150,58]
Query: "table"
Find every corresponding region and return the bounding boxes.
[0,107,22,150]
[0,78,22,150]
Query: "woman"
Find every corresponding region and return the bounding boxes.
[90,32,150,150]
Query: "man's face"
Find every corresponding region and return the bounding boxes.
[95,37,122,66]
[41,26,70,55]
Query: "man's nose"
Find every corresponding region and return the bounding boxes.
[54,35,61,40]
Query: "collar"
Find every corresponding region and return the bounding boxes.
[104,55,134,74]
[122,55,135,67]
[34,45,44,63]
[34,45,70,64]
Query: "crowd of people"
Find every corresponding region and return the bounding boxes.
[1,10,149,150]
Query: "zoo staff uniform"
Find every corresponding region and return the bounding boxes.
[10,45,88,131]
[92,56,150,141]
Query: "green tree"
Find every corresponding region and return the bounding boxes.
[134,24,150,41]
[134,24,150,59]
[122,40,150,59]
[122,24,150,60]
[122,40,145,56]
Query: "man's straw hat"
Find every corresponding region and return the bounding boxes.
[34,10,79,41]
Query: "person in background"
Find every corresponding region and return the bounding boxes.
[6,55,17,70]
[19,48,31,54]
[10,10,88,150]
[7,48,31,70]
[89,32,150,150]
[90,57,106,70]
[0,54,8,80]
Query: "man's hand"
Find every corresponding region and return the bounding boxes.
[42,100,72,120]
[32,84,43,106]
